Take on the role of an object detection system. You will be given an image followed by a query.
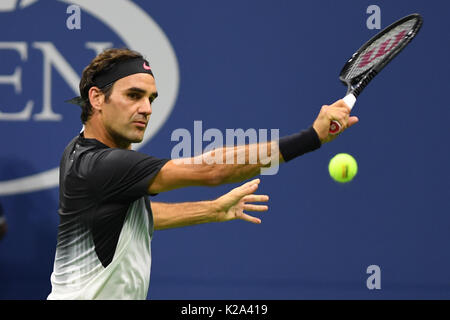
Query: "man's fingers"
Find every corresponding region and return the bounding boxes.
[244,178,260,187]
[336,99,352,110]
[243,204,269,212]
[242,194,269,203]
[239,213,262,224]
[314,99,357,142]
[323,103,349,125]
[231,179,261,199]
[332,114,358,131]
[334,99,358,129]
[347,116,359,128]
[240,178,260,191]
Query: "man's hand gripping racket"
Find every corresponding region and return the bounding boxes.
[329,13,423,135]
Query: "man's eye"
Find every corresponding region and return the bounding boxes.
[128,93,140,99]
[150,94,158,104]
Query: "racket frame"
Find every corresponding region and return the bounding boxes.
[340,13,423,98]
[329,13,423,134]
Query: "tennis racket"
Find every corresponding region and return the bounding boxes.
[329,13,423,134]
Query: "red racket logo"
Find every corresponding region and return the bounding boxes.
[358,30,408,68]
[329,121,340,134]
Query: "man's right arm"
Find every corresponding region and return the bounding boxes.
[149,140,282,193]
[149,99,359,194]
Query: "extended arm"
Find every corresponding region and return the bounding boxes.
[150,140,282,193]
[152,179,268,230]
[149,99,359,194]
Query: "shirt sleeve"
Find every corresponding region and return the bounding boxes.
[87,149,169,203]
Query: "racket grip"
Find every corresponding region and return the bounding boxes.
[329,94,357,135]
[342,93,356,110]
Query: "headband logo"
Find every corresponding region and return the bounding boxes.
[143,62,151,70]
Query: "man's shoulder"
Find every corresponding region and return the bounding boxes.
[60,135,108,177]
[62,135,110,159]
[62,135,79,154]
[61,134,167,177]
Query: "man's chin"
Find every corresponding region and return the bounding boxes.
[129,128,147,143]
[130,136,144,144]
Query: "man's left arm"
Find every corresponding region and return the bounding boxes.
[152,179,268,230]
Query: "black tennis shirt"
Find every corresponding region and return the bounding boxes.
[48,133,169,299]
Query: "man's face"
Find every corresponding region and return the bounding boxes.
[100,73,158,148]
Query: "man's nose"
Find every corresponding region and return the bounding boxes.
[138,99,152,116]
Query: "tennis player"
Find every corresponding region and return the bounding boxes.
[48,48,358,300]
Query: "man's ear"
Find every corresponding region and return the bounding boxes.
[88,87,105,111]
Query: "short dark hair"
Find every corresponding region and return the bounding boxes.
[79,48,143,123]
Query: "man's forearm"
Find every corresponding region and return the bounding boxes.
[149,127,321,193]
[152,201,220,230]
[190,140,283,185]
[189,126,321,185]
[152,179,269,229]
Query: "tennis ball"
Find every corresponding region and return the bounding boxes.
[328,153,358,183]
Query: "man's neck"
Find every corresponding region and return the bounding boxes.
[83,122,131,150]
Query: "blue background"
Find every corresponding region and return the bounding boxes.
[0,0,449,299]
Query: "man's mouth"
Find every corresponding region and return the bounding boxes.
[132,120,147,128]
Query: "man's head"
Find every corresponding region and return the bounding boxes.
[78,48,158,148]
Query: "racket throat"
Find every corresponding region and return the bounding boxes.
[348,69,379,97]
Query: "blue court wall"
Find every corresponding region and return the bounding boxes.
[0,0,449,299]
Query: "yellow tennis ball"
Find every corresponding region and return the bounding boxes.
[328,153,358,183]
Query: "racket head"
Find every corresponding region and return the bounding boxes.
[339,13,423,96]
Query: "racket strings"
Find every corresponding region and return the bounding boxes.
[343,18,418,81]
